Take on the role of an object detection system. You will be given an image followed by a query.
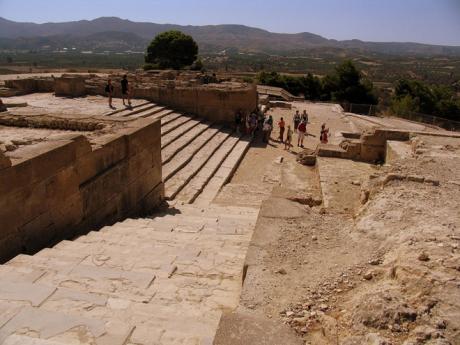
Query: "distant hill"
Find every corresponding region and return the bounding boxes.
[1,16,460,56]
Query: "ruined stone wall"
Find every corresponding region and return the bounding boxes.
[4,78,54,94]
[133,84,257,123]
[4,74,257,124]
[0,118,164,262]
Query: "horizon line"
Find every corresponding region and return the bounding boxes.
[1,16,460,48]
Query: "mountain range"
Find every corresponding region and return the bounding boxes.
[1,16,460,56]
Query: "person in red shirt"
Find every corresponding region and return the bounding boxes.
[278,117,285,143]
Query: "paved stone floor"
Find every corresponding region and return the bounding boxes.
[0,204,258,345]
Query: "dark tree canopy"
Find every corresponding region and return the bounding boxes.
[392,79,460,120]
[257,61,377,105]
[145,30,198,70]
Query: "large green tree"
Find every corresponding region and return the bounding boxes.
[145,30,198,70]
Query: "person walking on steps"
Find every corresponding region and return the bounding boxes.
[105,79,114,109]
[121,75,132,107]
[293,110,301,133]
[297,120,307,148]
[278,117,285,143]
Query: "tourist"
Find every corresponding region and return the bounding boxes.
[121,75,131,107]
[263,119,272,143]
[278,117,286,143]
[293,110,301,133]
[257,107,265,131]
[302,110,309,124]
[105,79,114,109]
[235,110,243,135]
[250,111,258,138]
[285,125,293,151]
[298,120,307,148]
[320,123,330,144]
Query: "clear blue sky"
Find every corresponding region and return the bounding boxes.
[1,0,459,45]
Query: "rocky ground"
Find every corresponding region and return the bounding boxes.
[218,104,460,345]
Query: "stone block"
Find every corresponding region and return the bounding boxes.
[75,134,127,185]
[317,144,347,158]
[54,76,86,97]
[121,118,161,157]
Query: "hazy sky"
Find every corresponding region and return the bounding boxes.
[1,0,459,45]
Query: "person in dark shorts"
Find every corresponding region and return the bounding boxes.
[293,110,301,133]
[105,79,114,108]
[121,75,131,107]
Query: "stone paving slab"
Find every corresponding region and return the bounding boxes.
[0,205,258,345]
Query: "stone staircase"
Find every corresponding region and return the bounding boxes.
[0,102,256,345]
[104,101,251,206]
[0,204,259,345]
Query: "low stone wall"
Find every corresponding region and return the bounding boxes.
[4,78,54,94]
[318,128,411,163]
[0,118,164,263]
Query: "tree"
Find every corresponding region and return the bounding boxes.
[391,78,460,121]
[331,61,377,104]
[145,30,198,70]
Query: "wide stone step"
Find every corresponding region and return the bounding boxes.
[147,108,175,121]
[108,102,157,117]
[162,126,222,181]
[175,135,240,204]
[162,122,212,164]
[126,105,166,119]
[103,101,151,116]
[161,118,203,149]
[164,131,232,200]
[194,138,251,206]
[159,112,183,127]
[161,116,195,136]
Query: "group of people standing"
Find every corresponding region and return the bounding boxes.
[105,75,132,109]
[236,108,330,152]
[278,110,310,151]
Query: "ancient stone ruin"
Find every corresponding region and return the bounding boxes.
[0,75,459,345]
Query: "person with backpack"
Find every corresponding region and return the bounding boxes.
[121,75,131,107]
[297,120,307,148]
[105,79,114,108]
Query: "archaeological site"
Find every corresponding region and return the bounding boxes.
[0,70,459,345]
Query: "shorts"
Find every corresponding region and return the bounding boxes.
[298,131,306,140]
[122,89,128,95]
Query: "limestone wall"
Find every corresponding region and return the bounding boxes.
[4,78,54,94]
[0,118,164,263]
